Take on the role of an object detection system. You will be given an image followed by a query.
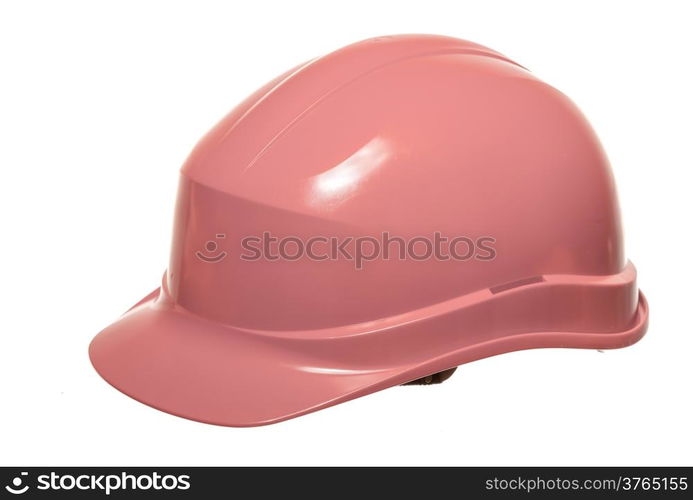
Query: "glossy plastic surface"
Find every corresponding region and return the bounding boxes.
[90,34,648,426]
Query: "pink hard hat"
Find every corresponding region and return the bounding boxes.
[90,34,648,426]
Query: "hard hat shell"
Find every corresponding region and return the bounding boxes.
[89,35,648,426]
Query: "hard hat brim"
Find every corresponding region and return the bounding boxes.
[89,275,648,427]
[89,288,410,427]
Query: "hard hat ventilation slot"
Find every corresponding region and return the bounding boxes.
[489,275,544,294]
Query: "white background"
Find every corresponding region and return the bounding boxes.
[1,0,691,466]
